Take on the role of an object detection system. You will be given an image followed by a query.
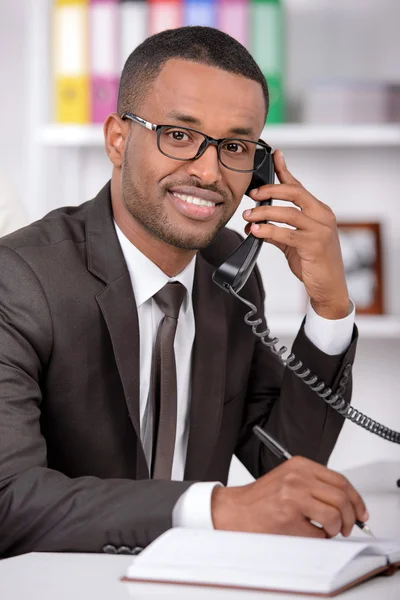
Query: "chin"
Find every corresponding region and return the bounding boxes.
[167,224,225,251]
[165,234,213,251]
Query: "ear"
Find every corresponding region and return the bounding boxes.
[104,113,130,168]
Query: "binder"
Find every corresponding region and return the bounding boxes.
[53,0,90,124]
[148,0,182,35]
[250,0,284,123]
[217,0,248,48]
[183,0,216,27]
[119,0,148,72]
[89,0,119,123]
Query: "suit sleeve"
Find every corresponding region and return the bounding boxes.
[234,261,358,478]
[0,246,192,557]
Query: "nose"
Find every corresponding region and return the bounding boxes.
[184,141,223,185]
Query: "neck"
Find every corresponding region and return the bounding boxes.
[111,180,196,277]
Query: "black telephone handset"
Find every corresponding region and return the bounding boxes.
[212,149,400,445]
[212,151,275,294]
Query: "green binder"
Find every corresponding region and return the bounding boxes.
[250,0,284,124]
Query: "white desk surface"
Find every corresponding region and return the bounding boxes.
[1,460,399,600]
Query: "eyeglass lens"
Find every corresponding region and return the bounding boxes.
[158,127,267,172]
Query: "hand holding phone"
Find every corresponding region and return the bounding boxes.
[212,148,275,293]
[243,150,350,319]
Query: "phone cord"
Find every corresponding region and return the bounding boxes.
[229,286,400,444]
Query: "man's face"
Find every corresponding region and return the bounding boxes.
[121,58,266,250]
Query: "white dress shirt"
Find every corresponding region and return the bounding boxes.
[115,223,355,530]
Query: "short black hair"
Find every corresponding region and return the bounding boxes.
[118,26,269,119]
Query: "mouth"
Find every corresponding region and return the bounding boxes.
[168,191,223,222]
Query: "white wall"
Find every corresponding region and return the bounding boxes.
[0,0,27,203]
[1,0,399,476]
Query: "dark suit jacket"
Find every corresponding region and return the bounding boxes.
[0,182,357,557]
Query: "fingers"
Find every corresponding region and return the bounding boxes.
[310,463,368,523]
[250,183,312,211]
[310,484,356,537]
[296,517,328,539]
[245,205,319,231]
[246,222,304,249]
[248,149,335,224]
[274,458,368,538]
[247,184,335,225]
[304,499,343,538]
[215,456,368,540]
[294,458,368,528]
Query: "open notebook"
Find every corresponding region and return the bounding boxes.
[122,528,400,597]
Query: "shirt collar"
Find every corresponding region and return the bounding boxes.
[114,222,196,308]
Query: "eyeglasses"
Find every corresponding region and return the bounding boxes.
[121,112,272,173]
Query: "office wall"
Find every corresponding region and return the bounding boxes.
[0,0,27,202]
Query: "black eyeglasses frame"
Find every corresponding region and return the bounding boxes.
[120,112,272,174]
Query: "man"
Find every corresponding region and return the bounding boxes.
[0,26,366,558]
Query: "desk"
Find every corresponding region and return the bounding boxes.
[1,461,399,600]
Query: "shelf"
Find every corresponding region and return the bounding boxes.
[39,123,400,148]
[266,314,400,339]
[265,124,400,147]
[40,124,105,147]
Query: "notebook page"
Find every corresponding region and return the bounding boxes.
[126,528,379,594]
[335,536,400,563]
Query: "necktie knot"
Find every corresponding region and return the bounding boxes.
[153,282,186,320]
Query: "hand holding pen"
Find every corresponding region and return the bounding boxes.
[212,427,372,538]
[253,425,374,538]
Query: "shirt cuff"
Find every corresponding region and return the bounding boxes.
[304,300,355,356]
[172,482,222,529]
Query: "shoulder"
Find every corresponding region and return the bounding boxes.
[0,200,91,253]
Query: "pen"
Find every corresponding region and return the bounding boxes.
[253,425,375,538]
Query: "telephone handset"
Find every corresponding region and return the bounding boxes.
[212,149,274,294]
[212,148,400,444]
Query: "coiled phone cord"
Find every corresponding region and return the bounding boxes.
[229,286,400,444]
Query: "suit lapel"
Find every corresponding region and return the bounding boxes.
[86,183,230,480]
[184,254,228,480]
[86,183,148,478]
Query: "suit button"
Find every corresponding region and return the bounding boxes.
[132,546,144,555]
[116,546,133,555]
[344,364,352,376]
[102,544,117,554]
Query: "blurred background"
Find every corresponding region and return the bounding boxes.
[1,0,400,473]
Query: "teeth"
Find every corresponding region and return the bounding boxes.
[172,192,216,208]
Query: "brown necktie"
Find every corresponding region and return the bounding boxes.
[150,281,186,480]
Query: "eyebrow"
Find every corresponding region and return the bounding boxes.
[164,110,256,139]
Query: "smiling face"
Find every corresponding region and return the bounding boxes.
[117,58,266,253]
